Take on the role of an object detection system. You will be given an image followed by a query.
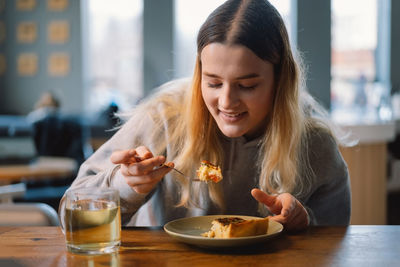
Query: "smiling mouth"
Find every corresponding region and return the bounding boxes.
[219,111,247,121]
[223,112,241,117]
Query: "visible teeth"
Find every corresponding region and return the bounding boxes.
[224,113,240,117]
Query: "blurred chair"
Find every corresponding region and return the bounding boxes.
[0,183,59,226]
[0,183,26,203]
[18,114,92,210]
[32,114,90,166]
[0,203,59,226]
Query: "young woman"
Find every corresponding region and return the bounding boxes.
[65,0,350,231]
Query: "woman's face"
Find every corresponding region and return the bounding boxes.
[201,43,275,139]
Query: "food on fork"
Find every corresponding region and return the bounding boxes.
[201,217,269,238]
[196,160,223,183]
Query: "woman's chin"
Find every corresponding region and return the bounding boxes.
[219,127,246,138]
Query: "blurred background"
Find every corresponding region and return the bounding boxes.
[0,0,399,226]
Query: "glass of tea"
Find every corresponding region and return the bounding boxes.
[59,187,121,254]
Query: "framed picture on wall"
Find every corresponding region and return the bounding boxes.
[0,54,6,75]
[47,0,68,11]
[48,52,69,76]
[16,0,36,11]
[48,20,69,44]
[18,53,38,76]
[17,21,37,43]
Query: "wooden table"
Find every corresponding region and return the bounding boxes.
[0,157,77,184]
[0,226,399,266]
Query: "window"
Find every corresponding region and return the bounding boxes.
[331,0,391,123]
[85,0,143,113]
[173,0,292,79]
[269,0,292,43]
[173,0,226,78]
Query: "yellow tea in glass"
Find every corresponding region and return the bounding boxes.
[59,187,121,254]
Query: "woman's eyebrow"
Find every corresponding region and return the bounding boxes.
[202,72,260,80]
[236,73,259,80]
[202,72,221,78]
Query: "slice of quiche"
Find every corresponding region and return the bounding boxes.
[202,217,269,238]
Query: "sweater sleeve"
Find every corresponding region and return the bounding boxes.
[302,130,351,226]
[64,78,190,225]
[66,114,153,224]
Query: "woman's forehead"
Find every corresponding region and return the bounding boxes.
[200,43,274,78]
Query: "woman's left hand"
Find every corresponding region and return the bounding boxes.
[251,188,309,231]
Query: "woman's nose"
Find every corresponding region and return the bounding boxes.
[218,84,240,109]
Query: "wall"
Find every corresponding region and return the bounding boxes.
[391,0,400,93]
[143,0,174,95]
[0,0,83,115]
[295,0,331,110]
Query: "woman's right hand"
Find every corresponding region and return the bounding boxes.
[110,146,173,194]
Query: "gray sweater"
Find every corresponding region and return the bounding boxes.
[68,81,351,227]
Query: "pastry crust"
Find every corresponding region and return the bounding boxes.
[202,217,269,238]
[196,160,223,183]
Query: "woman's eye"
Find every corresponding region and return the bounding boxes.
[207,83,222,88]
[239,84,257,90]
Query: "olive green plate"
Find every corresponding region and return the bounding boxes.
[163,215,283,248]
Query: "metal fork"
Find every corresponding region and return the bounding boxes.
[161,164,201,181]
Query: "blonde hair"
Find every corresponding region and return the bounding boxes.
[125,0,341,210]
